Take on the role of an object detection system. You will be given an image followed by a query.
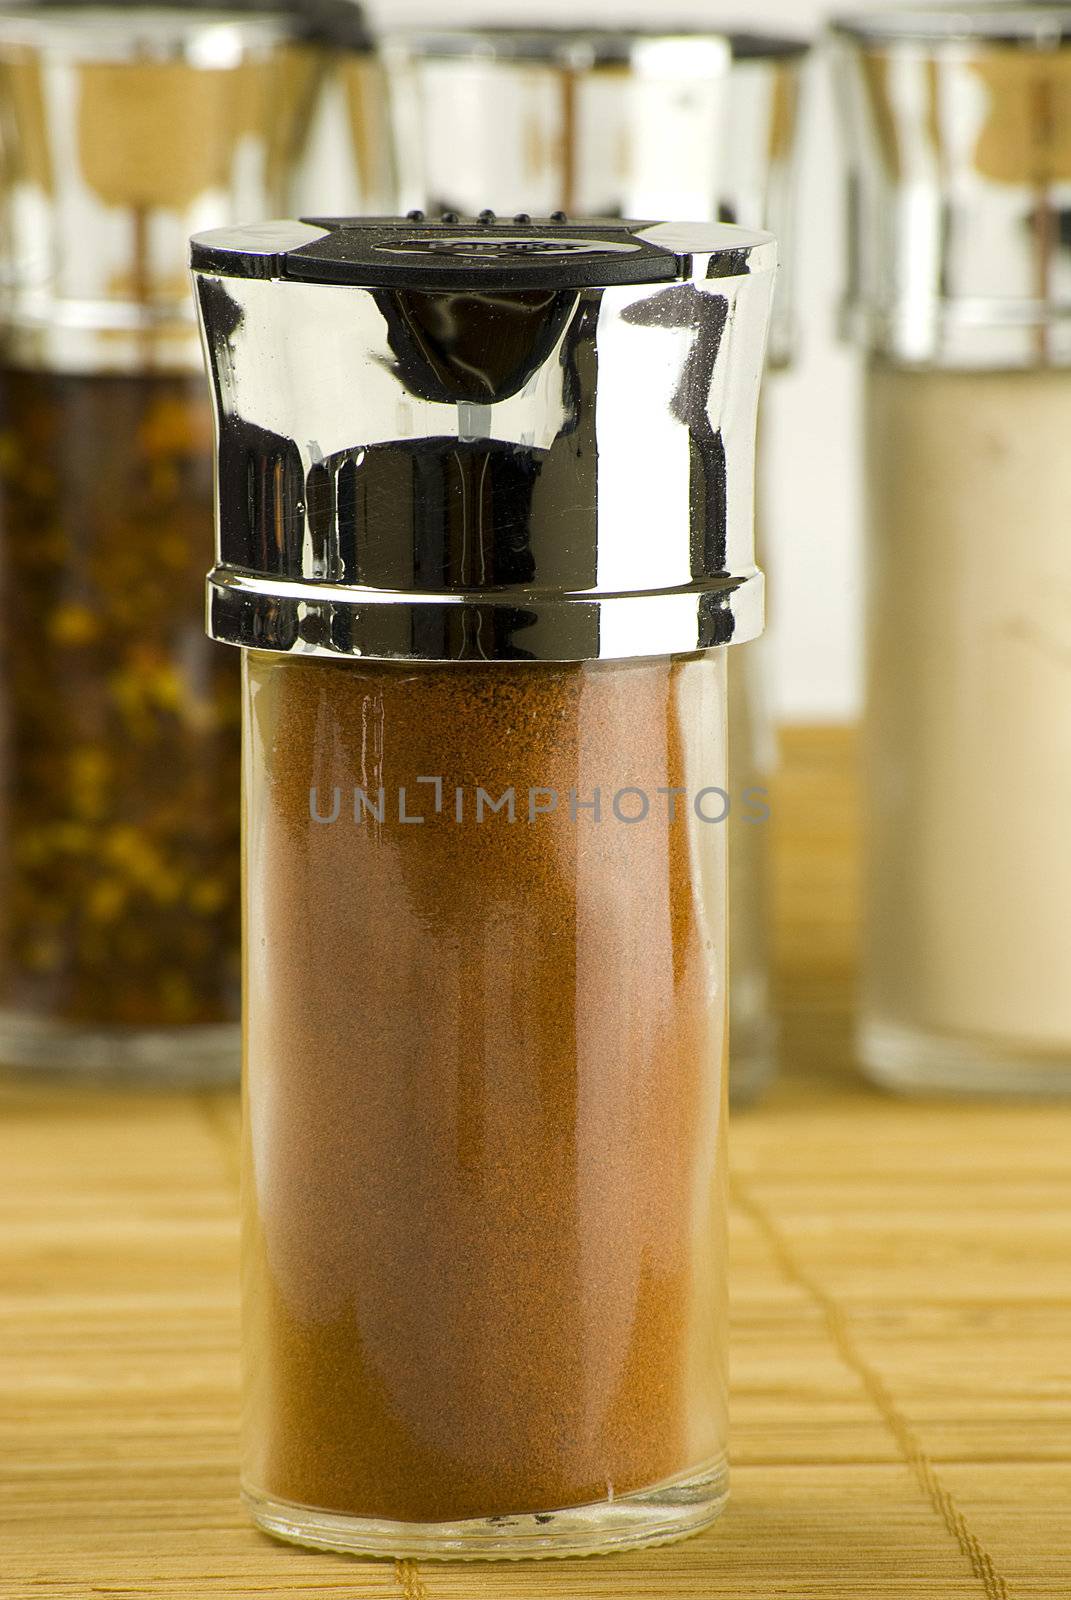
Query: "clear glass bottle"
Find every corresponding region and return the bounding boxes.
[192,214,775,1557]
[834,6,1071,1095]
[380,24,809,1102]
[0,3,324,1080]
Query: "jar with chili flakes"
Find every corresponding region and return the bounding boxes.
[0,1,363,1078]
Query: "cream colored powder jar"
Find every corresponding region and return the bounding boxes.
[835,5,1071,1094]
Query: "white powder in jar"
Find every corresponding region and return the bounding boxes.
[863,360,1071,1069]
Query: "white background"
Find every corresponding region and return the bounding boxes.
[365,0,918,722]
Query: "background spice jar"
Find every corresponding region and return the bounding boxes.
[193,213,775,1558]
[379,24,809,1103]
[0,1,344,1078]
[0,370,240,1032]
[834,6,1071,1095]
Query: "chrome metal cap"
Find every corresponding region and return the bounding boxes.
[833,5,1071,366]
[192,214,775,664]
[0,1,343,372]
[381,27,808,366]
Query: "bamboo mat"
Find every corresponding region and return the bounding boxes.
[2,727,1069,1599]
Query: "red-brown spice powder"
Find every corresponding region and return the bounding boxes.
[241,649,729,1524]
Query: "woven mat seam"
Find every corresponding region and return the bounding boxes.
[395,1557,429,1599]
[731,1175,1011,1600]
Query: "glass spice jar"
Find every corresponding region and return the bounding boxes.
[834,6,1071,1095]
[0,2,329,1079]
[380,25,809,1103]
[192,214,775,1557]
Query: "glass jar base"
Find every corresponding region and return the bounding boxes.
[859,1016,1071,1097]
[0,1010,240,1086]
[244,1457,728,1562]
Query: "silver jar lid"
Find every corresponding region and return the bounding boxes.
[381,26,808,367]
[192,213,775,664]
[0,1,355,372]
[833,4,1071,367]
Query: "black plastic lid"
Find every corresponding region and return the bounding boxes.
[0,0,372,48]
[190,214,687,290]
[832,6,1071,46]
[295,0,370,48]
[729,31,810,60]
[385,24,809,63]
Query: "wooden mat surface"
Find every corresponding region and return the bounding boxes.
[3,728,1068,1598]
